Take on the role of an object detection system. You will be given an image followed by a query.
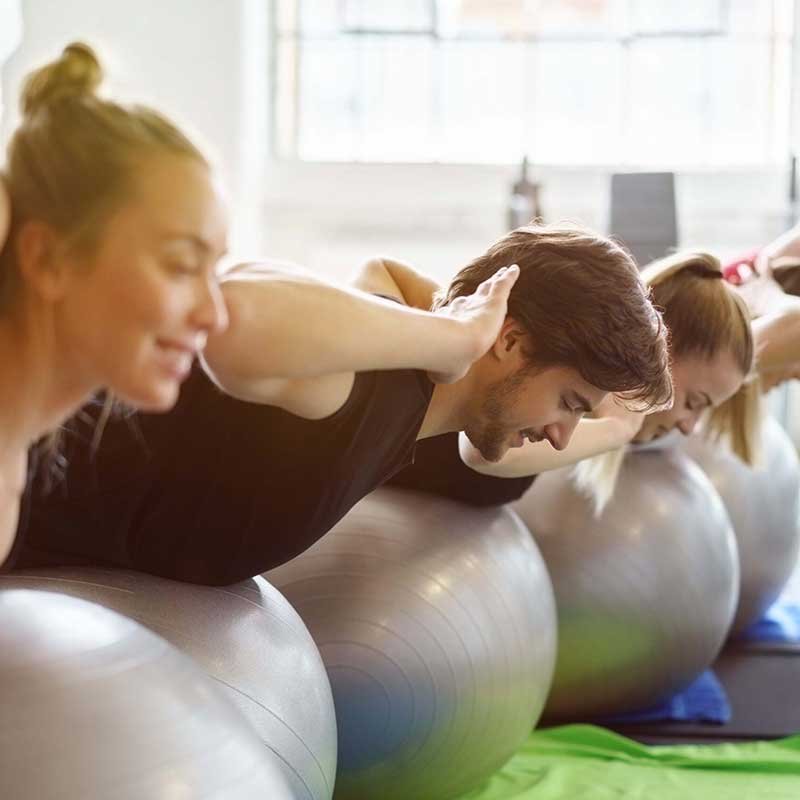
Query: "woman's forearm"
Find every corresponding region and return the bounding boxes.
[458,416,637,478]
[202,262,514,387]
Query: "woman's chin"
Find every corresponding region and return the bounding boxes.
[116,379,180,414]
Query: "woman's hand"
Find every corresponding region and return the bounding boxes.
[428,264,519,383]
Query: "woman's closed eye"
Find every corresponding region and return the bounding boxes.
[164,259,201,277]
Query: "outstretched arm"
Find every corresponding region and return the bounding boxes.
[458,396,644,478]
[201,259,517,414]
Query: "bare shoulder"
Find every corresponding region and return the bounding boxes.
[350,256,407,302]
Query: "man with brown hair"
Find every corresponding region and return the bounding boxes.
[11,222,672,586]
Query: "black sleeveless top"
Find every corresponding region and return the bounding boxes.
[9,363,434,585]
[387,432,536,506]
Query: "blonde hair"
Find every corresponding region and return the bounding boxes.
[0,42,208,311]
[574,251,760,513]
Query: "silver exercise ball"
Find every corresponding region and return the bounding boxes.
[0,588,293,800]
[266,486,557,800]
[2,570,336,800]
[682,416,800,635]
[514,444,739,719]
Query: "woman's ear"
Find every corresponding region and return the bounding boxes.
[15,220,71,302]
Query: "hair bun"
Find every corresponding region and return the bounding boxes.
[21,41,103,116]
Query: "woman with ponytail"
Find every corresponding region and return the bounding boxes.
[0,42,229,564]
[569,252,758,511]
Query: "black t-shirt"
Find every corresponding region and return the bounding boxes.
[387,431,536,506]
[9,363,434,585]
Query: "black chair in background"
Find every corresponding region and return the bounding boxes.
[609,172,678,268]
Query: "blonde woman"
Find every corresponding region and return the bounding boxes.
[0,42,231,564]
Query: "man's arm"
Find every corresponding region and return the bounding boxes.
[201,259,518,416]
[458,398,643,478]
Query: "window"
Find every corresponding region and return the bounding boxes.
[274,0,795,167]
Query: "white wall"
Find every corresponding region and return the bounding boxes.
[1,0,269,257]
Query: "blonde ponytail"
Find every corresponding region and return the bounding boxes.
[575,251,757,514]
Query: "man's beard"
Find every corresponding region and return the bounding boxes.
[464,369,527,462]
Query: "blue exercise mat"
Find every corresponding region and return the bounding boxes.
[593,670,731,725]
[736,602,800,644]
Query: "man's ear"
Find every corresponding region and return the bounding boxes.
[490,317,528,361]
[15,220,71,302]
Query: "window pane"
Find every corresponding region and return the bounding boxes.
[343,0,434,32]
[437,0,617,38]
[707,39,790,165]
[297,41,360,160]
[630,0,724,34]
[299,36,436,161]
[278,0,792,167]
[626,37,789,167]
[290,0,342,36]
[358,37,435,160]
[727,0,794,35]
[530,42,622,164]
[438,41,527,163]
[626,39,711,166]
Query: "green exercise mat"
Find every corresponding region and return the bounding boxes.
[459,725,800,800]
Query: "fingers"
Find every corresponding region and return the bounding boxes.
[477,263,519,298]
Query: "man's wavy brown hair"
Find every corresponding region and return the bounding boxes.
[434,221,673,410]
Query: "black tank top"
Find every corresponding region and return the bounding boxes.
[10,363,434,585]
[387,431,536,506]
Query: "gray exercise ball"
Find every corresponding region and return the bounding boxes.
[0,588,293,800]
[266,486,557,800]
[682,416,800,635]
[514,444,739,719]
[2,570,336,800]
